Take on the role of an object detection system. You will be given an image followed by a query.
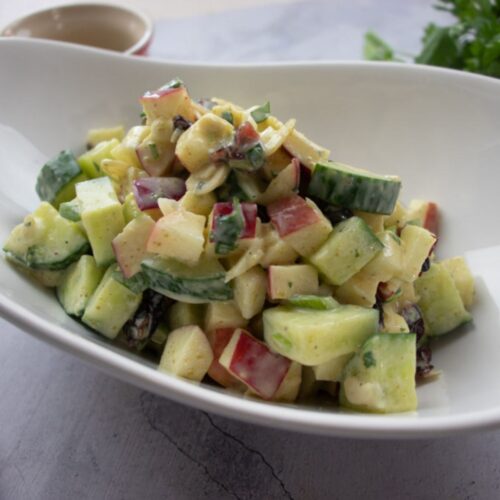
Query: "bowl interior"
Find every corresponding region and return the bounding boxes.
[1,4,149,53]
[1,39,500,436]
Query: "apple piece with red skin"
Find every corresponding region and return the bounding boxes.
[407,200,439,236]
[211,201,257,241]
[132,177,186,211]
[206,328,243,389]
[136,140,176,177]
[112,214,155,278]
[140,86,196,123]
[267,194,320,237]
[423,202,439,236]
[219,328,291,399]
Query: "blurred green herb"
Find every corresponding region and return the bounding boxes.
[364,0,500,78]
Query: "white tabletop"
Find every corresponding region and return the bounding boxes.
[2,2,500,499]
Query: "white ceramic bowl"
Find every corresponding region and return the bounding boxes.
[1,38,499,438]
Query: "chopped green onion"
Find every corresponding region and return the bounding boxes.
[149,143,160,160]
[160,78,184,90]
[250,101,271,123]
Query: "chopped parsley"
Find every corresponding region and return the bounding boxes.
[363,351,376,368]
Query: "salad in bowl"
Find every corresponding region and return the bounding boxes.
[3,78,475,414]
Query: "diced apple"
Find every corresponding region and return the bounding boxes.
[204,301,248,333]
[257,158,300,206]
[335,271,379,307]
[354,210,386,234]
[260,223,298,268]
[140,85,196,124]
[176,113,234,173]
[384,201,407,229]
[398,224,437,282]
[133,177,186,211]
[267,194,319,236]
[159,325,213,382]
[380,303,410,333]
[146,210,206,265]
[179,190,217,216]
[206,328,244,389]
[267,195,332,256]
[167,301,204,331]
[407,200,439,236]
[361,230,403,283]
[136,118,176,177]
[219,329,291,399]
[313,353,352,382]
[272,361,302,402]
[267,264,319,300]
[224,237,265,282]
[112,214,155,278]
[111,126,150,169]
[233,266,267,319]
[261,147,293,180]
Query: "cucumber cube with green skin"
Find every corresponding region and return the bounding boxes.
[77,177,125,267]
[141,255,233,303]
[82,265,142,339]
[59,198,81,222]
[286,294,339,310]
[414,262,472,336]
[309,216,383,286]
[3,202,89,271]
[57,255,104,317]
[77,138,120,178]
[308,161,401,215]
[340,333,417,414]
[36,150,88,209]
[263,304,379,365]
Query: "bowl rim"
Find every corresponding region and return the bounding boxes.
[1,37,500,438]
[0,2,153,55]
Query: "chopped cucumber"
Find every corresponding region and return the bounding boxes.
[309,216,383,286]
[57,255,104,316]
[441,256,475,309]
[141,255,233,302]
[285,294,339,310]
[77,138,120,178]
[36,150,87,208]
[308,161,401,215]
[414,262,472,336]
[263,304,378,365]
[111,268,150,294]
[340,333,417,413]
[82,265,142,339]
[59,198,81,222]
[77,177,125,267]
[3,202,89,270]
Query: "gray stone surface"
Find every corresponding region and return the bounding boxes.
[2,1,500,499]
